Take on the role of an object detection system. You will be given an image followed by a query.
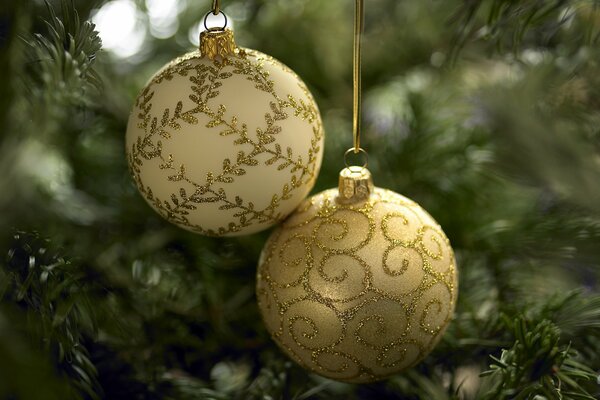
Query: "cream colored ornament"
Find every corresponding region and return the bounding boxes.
[256,166,458,383]
[126,26,324,236]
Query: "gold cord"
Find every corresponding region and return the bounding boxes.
[212,0,221,15]
[352,0,364,153]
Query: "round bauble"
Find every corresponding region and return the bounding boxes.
[256,167,458,383]
[126,28,324,236]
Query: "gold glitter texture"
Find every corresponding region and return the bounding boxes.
[256,187,458,383]
[200,29,236,60]
[126,47,324,236]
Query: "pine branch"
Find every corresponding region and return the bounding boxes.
[479,318,597,399]
[23,0,102,107]
[449,0,597,60]
[541,291,600,343]
[0,0,106,232]
[1,0,600,399]
[0,308,75,400]
[2,231,102,399]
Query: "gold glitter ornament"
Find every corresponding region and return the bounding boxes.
[126,20,324,236]
[256,166,458,383]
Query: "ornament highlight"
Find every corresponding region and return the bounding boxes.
[126,26,324,236]
[256,166,458,383]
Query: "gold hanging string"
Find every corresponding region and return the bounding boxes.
[212,0,221,15]
[204,0,227,31]
[352,0,364,154]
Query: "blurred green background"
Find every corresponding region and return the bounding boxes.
[0,0,599,399]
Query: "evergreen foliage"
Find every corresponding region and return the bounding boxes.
[0,0,599,399]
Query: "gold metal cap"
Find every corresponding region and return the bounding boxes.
[200,28,236,60]
[337,166,374,204]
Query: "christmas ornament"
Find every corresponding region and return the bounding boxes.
[126,4,324,236]
[256,166,458,383]
[256,0,457,383]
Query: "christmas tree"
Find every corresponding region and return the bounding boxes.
[1,0,599,398]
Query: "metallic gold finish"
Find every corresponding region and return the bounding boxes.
[199,28,236,60]
[256,187,458,383]
[352,0,364,153]
[338,166,373,204]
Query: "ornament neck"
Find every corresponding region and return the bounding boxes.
[337,166,374,204]
[200,28,236,60]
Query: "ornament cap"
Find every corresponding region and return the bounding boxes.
[337,166,374,204]
[200,28,236,60]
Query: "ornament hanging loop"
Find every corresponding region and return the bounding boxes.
[344,147,368,168]
[352,0,364,154]
[204,10,228,31]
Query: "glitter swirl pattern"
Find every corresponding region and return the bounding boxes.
[256,188,458,383]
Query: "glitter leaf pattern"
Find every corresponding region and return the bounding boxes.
[126,49,324,236]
